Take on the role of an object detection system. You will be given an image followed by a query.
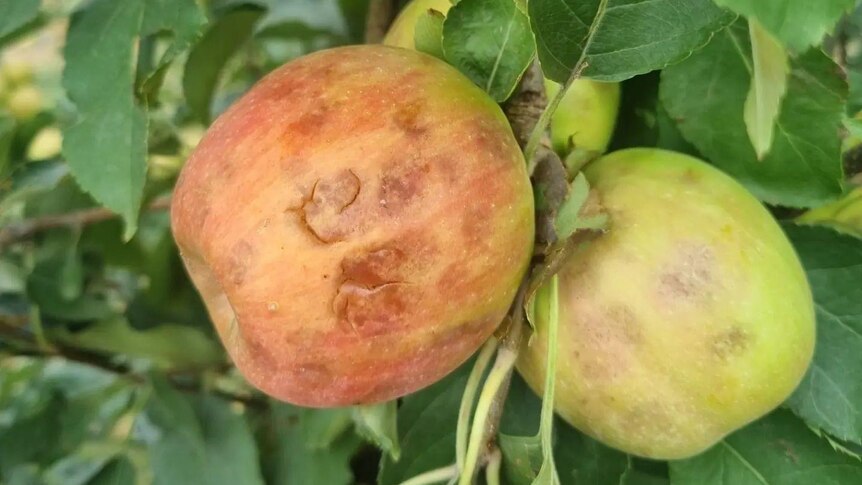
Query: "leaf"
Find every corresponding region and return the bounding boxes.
[183,8,264,124]
[713,0,856,53]
[263,403,360,485]
[300,407,353,449]
[442,0,535,102]
[63,0,148,239]
[139,378,265,485]
[499,375,629,485]
[52,318,224,370]
[63,0,204,238]
[352,401,401,460]
[744,20,789,160]
[554,173,607,240]
[661,21,846,208]
[499,433,543,485]
[378,362,471,484]
[253,0,349,38]
[0,113,14,177]
[670,409,862,484]
[86,458,136,485]
[414,8,446,60]
[797,186,862,239]
[137,0,207,101]
[784,224,862,444]
[528,0,734,84]
[0,0,40,39]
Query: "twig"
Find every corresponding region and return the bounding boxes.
[365,0,397,44]
[0,195,172,248]
[0,319,266,410]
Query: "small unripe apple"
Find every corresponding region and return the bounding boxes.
[27,126,63,160]
[517,148,815,459]
[1,60,34,87]
[384,0,620,155]
[7,85,44,121]
[172,46,534,407]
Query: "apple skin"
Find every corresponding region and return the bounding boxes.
[517,148,815,459]
[384,0,620,155]
[171,45,534,407]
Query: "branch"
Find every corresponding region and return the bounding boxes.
[0,319,267,410]
[365,0,397,44]
[0,195,172,248]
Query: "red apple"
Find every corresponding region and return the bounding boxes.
[172,46,534,407]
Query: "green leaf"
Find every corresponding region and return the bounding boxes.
[52,318,224,370]
[253,0,349,38]
[797,186,862,239]
[744,20,789,160]
[183,8,264,124]
[300,407,353,449]
[0,113,14,177]
[661,21,846,208]
[140,378,265,485]
[0,0,40,39]
[352,401,401,460]
[784,224,862,445]
[378,362,471,484]
[263,403,360,485]
[62,0,148,239]
[63,0,204,238]
[498,433,543,485]
[713,0,856,52]
[670,409,862,484]
[528,0,734,84]
[442,0,535,102]
[414,8,446,60]
[86,457,136,485]
[499,376,629,485]
[137,0,207,102]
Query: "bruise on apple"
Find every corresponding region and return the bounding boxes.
[171,46,534,407]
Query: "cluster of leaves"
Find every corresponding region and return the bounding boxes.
[0,0,862,484]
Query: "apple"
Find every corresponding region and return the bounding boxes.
[26,126,63,160]
[171,45,535,407]
[517,148,815,459]
[6,85,44,121]
[383,0,620,155]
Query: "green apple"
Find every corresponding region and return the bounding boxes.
[384,0,620,155]
[26,126,63,160]
[6,85,44,121]
[517,148,815,459]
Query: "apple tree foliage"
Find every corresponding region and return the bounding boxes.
[0,0,862,484]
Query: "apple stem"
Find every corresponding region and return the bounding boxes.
[536,275,561,483]
[485,446,502,485]
[524,63,589,175]
[456,337,499,472]
[397,464,458,485]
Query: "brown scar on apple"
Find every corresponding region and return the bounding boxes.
[379,157,430,209]
[711,327,750,359]
[658,244,715,301]
[393,101,427,136]
[229,240,254,286]
[580,304,642,380]
[286,169,362,243]
[333,247,411,336]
